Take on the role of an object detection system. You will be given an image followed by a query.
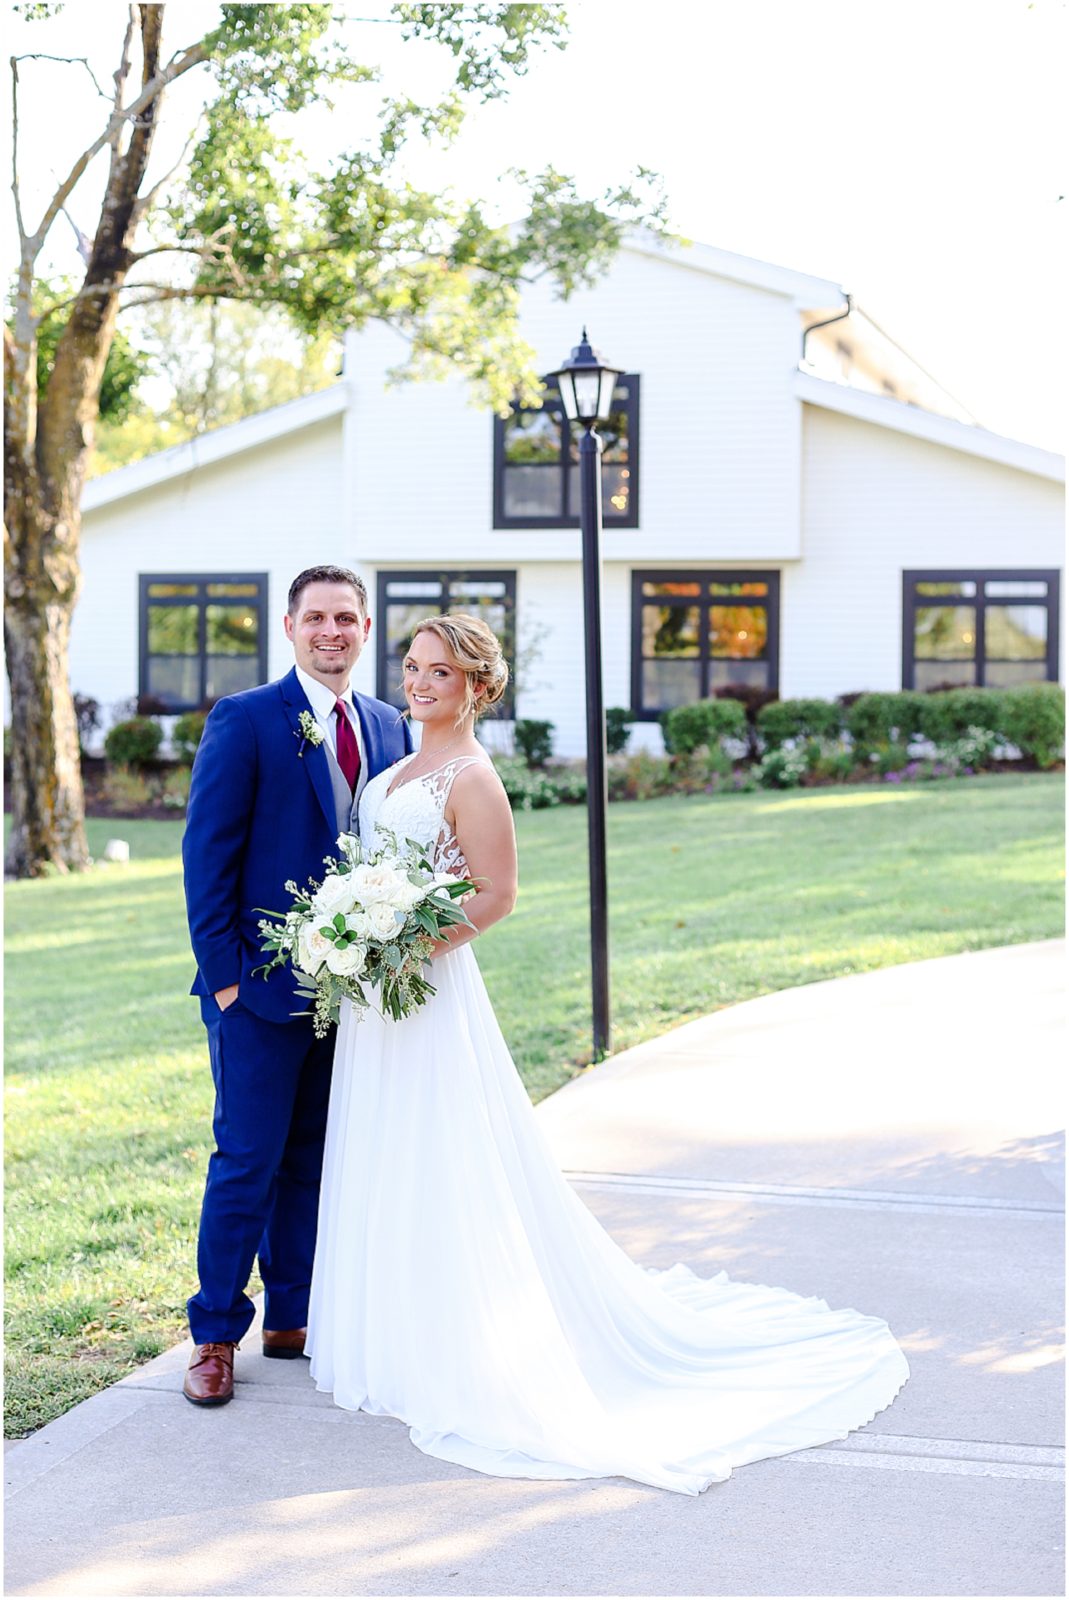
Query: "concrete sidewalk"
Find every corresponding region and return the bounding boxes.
[5,941,1064,1597]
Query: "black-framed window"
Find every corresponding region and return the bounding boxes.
[139,573,268,712]
[493,375,640,529]
[902,570,1061,690]
[376,570,517,716]
[631,570,781,719]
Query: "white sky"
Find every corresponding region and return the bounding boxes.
[5,0,1066,451]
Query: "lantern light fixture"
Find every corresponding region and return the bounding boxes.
[551,328,622,427]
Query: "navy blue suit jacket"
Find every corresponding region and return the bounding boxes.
[183,667,413,1024]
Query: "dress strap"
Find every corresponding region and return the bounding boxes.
[427,753,493,811]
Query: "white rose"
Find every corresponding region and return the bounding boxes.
[297,923,334,976]
[345,909,374,941]
[348,862,408,906]
[325,941,367,977]
[313,872,356,918]
[393,877,426,911]
[366,900,403,941]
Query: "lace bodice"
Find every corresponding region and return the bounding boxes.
[358,753,492,877]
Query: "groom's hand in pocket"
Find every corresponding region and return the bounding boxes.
[215,984,240,1012]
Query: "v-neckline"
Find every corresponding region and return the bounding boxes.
[383,749,489,802]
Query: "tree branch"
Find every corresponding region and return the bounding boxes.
[10,57,25,244]
[127,242,215,265]
[131,113,205,227]
[113,8,136,115]
[117,283,286,312]
[105,6,136,189]
[26,34,210,258]
[13,52,111,101]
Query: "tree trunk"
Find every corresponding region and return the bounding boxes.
[3,5,167,876]
[4,499,88,877]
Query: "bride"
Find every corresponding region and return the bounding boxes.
[306,614,909,1495]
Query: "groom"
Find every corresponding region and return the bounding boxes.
[181,564,412,1405]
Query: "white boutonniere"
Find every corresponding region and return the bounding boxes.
[296,710,324,757]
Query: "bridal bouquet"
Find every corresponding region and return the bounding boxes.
[256,830,476,1036]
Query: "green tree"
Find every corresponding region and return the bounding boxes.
[26,278,150,426]
[92,299,340,472]
[4,2,669,876]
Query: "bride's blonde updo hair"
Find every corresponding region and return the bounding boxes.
[409,613,509,727]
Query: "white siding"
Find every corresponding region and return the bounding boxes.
[74,417,345,720]
[787,406,1065,698]
[345,243,806,569]
[40,237,1062,762]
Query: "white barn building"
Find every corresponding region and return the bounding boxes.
[71,235,1064,756]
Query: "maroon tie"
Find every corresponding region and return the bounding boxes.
[333,700,361,793]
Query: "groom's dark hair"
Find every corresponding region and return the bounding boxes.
[288,565,368,616]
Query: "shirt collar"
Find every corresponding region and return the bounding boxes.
[295,664,353,719]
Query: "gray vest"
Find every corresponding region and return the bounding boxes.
[323,738,365,835]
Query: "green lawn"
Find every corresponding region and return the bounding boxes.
[5,774,1064,1435]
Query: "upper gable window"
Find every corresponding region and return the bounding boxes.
[493,375,640,529]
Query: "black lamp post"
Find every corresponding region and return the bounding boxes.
[550,328,622,1060]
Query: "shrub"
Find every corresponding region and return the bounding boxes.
[661,698,747,756]
[605,707,633,756]
[756,698,842,749]
[806,739,858,782]
[716,683,779,723]
[999,683,1065,769]
[514,719,554,768]
[916,688,1007,744]
[159,767,193,810]
[753,746,808,789]
[101,766,154,811]
[172,711,208,764]
[607,751,674,802]
[104,716,162,769]
[845,692,927,750]
[670,746,734,794]
[944,726,1001,770]
[715,684,778,757]
[493,756,585,810]
[874,742,912,776]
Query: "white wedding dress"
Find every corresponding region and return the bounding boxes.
[306,754,909,1495]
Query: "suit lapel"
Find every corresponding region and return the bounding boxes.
[279,668,340,838]
[352,694,384,780]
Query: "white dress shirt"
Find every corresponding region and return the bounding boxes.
[295,665,368,782]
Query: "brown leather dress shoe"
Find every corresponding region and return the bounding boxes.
[183,1341,237,1405]
[261,1327,307,1360]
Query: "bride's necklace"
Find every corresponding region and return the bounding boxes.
[398,732,473,786]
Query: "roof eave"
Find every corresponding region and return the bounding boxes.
[622,228,846,311]
[82,382,348,513]
[795,370,1065,483]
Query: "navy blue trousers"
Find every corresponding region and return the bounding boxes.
[187,996,334,1345]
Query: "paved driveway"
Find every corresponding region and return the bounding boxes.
[5,941,1064,1597]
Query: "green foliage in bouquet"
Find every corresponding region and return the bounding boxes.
[256,830,476,1035]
